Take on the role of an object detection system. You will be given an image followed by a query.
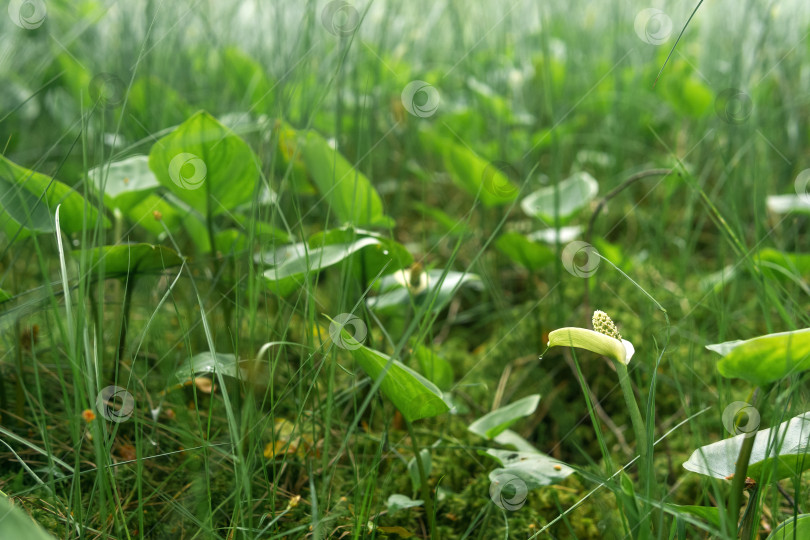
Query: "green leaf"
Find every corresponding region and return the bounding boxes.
[331,322,451,422]
[175,352,242,383]
[308,227,413,281]
[412,345,454,391]
[767,514,810,540]
[0,289,11,303]
[385,494,423,515]
[547,327,635,365]
[0,155,106,238]
[486,449,574,489]
[618,471,641,529]
[493,430,541,453]
[707,328,810,386]
[419,131,518,206]
[521,172,599,223]
[468,394,541,439]
[298,128,393,227]
[411,202,470,236]
[367,269,483,313]
[683,412,810,483]
[77,244,183,277]
[0,496,57,540]
[121,193,210,253]
[757,248,810,282]
[495,232,555,271]
[408,448,431,491]
[87,155,159,213]
[262,236,405,296]
[148,110,259,216]
[665,504,721,529]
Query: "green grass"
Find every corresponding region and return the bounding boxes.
[1,0,810,538]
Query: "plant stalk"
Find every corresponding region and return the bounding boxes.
[406,420,438,539]
[727,388,760,534]
[615,360,650,539]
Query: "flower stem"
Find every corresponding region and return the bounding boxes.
[406,420,438,539]
[615,362,648,466]
[727,388,759,534]
[615,360,651,539]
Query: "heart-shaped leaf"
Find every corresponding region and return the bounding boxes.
[495,232,555,271]
[0,496,57,540]
[262,231,409,296]
[385,494,423,515]
[419,130,518,207]
[707,328,810,386]
[412,345,454,390]
[88,155,159,213]
[756,248,810,282]
[0,155,106,239]
[77,244,183,277]
[407,448,431,490]
[486,449,575,489]
[521,171,598,223]
[175,352,242,383]
[683,412,810,482]
[665,504,721,529]
[468,394,541,439]
[767,514,810,540]
[290,126,392,227]
[308,227,412,281]
[367,269,482,313]
[149,110,259,216]
[330,321,451,422]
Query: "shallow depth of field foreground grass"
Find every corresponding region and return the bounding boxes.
[1,0,810,538]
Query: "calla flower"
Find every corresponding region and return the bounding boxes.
[547,310,635,365]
